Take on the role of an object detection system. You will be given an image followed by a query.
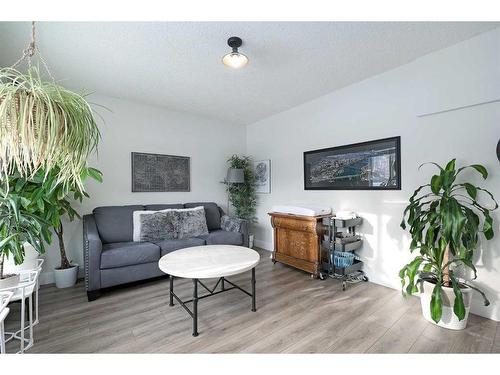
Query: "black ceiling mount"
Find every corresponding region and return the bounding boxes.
[227,36,243,52]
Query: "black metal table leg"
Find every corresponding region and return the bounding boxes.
[251,267,256,312]
[192,279,199,337]
[221,277,225,291]
[169,275,174,306]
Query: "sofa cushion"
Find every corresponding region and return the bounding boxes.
[144,204,184,211]
[220,215,245,232]
[201,230,243,246]
[94,205,144,243]
[172,207,209,239]
[184,202,221,231]
[100,241,160,269]
[133,209,177,242]
[139,211,178,242]
[155,237,205,256]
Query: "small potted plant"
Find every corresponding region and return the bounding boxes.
[400,159,497,330]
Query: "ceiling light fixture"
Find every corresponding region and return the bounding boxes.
[222,36,248,69]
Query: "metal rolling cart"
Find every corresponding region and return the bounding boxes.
[320,216,368,290]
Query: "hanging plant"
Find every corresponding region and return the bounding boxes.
[0,22,100,192]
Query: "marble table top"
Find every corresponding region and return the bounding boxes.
[158,245,260,279]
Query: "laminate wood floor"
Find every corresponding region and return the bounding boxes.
[5,249,500,353]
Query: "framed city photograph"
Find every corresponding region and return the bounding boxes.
[303,136,401,190]
[131,152,190,192]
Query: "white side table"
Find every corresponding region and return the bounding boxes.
[0,269,40,353]
[0,291,14,354]
[159,245,260,337]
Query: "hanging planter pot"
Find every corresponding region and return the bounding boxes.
[0,66,100,191]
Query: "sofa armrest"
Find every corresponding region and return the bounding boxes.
[83,214,102,292]
[221,215,250,247]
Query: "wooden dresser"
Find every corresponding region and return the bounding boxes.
[269,212,328,278]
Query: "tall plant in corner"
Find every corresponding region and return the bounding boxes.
[400,159,497,330]
[225,155,257,223]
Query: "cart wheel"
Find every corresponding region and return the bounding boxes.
[342,282,346,291]
[319,273,325,280]
[272,259,277,265]
[363,276,369,282]
[310,274,315,279]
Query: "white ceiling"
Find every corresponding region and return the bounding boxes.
[0,22,498,125]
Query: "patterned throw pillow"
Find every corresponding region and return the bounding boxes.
[220,215,244,232]
[139,211,177,242]
[172,206,209,239]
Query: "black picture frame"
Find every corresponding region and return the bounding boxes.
[131,152,190,192]
[303,136,401,190]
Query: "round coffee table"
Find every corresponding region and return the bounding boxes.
[159,245,260,336]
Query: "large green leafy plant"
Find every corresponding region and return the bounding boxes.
[5,167,102,271]
[0,174,50,280]
[400,159,497,323]
[225,155,257,223]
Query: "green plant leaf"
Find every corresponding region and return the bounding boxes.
[463,183,477,200]
[483,213,494,240]
[450,276,466,321]
[470,164,488,179]
[430,283,443,323]
[87,167,103,183]
[445,159,456,172]
[430,175,442,195]
[462,282,490,306]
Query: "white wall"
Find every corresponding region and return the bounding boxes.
[39,95,245,284]
[246,28,500,321]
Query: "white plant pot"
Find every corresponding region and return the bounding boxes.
[0,274,20,289]
[248,233,254,249]
[4,243,40,273]
[54,264,79,289]
[419,280,473,330]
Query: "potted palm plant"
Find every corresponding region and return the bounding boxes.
[400,159,497,330]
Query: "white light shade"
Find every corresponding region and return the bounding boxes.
[222,52,249,69]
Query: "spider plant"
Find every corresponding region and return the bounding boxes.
[400,159,497,323]
[0,66,100,193]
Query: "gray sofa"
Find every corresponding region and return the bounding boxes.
[83,202,248,301]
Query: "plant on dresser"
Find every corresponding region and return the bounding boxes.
[400,159,497,330]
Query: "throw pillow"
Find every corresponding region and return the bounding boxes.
[133,209,174,242]
[171,206,209,239]
[139,211,177,242]
[220,215,244,232]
